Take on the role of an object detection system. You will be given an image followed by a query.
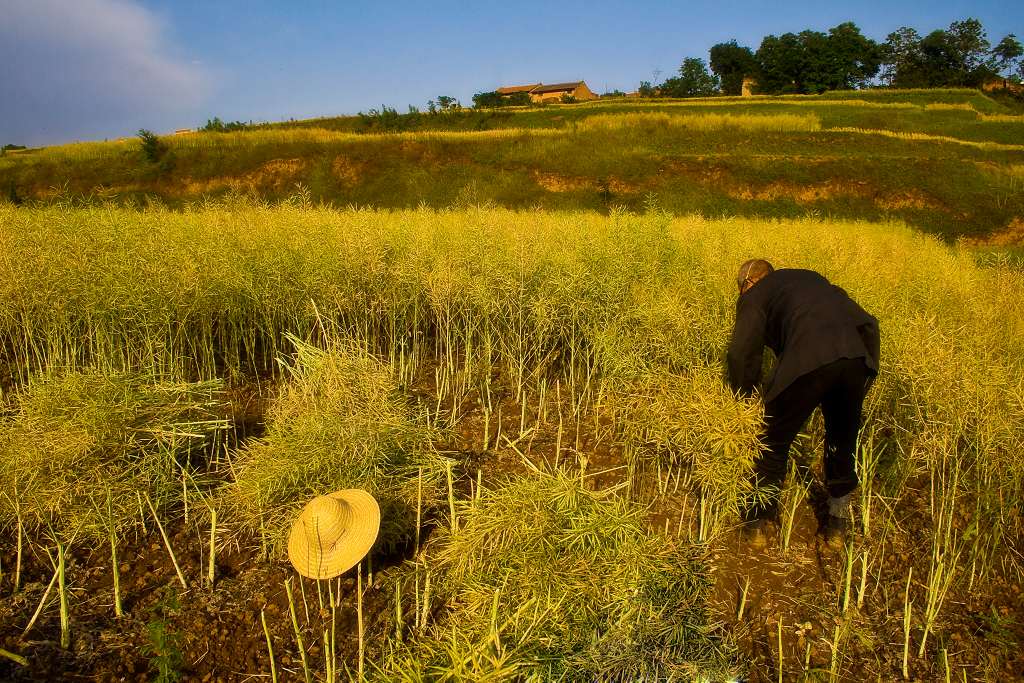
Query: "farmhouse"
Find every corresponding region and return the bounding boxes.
[496,81,597,103]
[982,78,1023,95]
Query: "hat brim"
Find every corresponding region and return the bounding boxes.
[287,489,381,580]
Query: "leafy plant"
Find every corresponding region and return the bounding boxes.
[201,117,250,133]
[142,590,184,683]
[137,129,168,163]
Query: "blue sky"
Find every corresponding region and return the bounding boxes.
[2,0,1021,146]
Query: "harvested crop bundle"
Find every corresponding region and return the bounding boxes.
[380,470,740,681]
[610,367,765,538]
[217,337,444,555]
[0,370,226,540]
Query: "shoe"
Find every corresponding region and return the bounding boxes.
[740,518,771,550]
[822,515,851,550]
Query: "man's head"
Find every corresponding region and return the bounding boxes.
[736,259,774,295]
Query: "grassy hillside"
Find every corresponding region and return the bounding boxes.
[2,88,1023,243]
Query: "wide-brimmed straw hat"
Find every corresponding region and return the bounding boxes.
[287,489,380,580]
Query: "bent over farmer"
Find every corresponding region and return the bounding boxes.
[727,259,879,549]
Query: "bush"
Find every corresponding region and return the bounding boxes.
[475,91,534,108]
[357,105,415,133]
[472,91,503,108]
[610,368,765,535]
[138,128,168,163]
[5,181,22,205]
[201,117,250,133]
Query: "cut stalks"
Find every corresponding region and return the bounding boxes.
[144,493,187,589]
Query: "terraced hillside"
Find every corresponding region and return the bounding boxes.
[2,88,1023,243]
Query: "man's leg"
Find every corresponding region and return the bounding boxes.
[820,358,871,499]
[819,358,871,544]
[746,370,829,521]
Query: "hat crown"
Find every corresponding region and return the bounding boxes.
[301,495,353,549]
[287,488,381,580]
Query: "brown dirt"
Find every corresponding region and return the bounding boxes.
[730,180,872,204]
[532,171,638,194]
[331,156,366,186]
[875,190,940,211]
[48,159,311,200]
[659,157,951,213]
[179,158,307,195]
[960,217,1024,247]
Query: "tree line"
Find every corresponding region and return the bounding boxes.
[649,17,1022,97]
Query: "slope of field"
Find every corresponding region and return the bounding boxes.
[2,89,1023,243]
[0,202,1021,680]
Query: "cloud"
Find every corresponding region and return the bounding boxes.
[0,0,211,145]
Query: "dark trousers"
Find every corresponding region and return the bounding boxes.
[746,357,871,521]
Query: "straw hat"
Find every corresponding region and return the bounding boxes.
[287,489,380,580]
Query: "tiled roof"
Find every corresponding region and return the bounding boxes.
[530,82,584,94]
[496,84,541,94]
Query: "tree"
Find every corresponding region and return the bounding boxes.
[825,22,882,89]
[881,27,924,86]
[472,91,530,108]
[638,80,656,97]
[660,57,719,97]
[915,19,995,87]
[881,19,1000,87]
[201,117,247,133]
[992,34,1023,76]
[472,91,503,108]
[755,33,805,94]
[918,30,964,85]
[507,92,531,106]
[755,23,880,94]
[137,129,167,163]
[796,29,833,93]
[709,40,757,95]
[435,95,459,112]
[947,18,991,80]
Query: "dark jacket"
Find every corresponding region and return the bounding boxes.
[727,269,880,402]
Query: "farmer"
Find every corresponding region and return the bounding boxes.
[727,259,879,549]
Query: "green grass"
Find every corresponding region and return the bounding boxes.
[261,87,1012,134]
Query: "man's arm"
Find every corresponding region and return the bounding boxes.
[727,296,767,398]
